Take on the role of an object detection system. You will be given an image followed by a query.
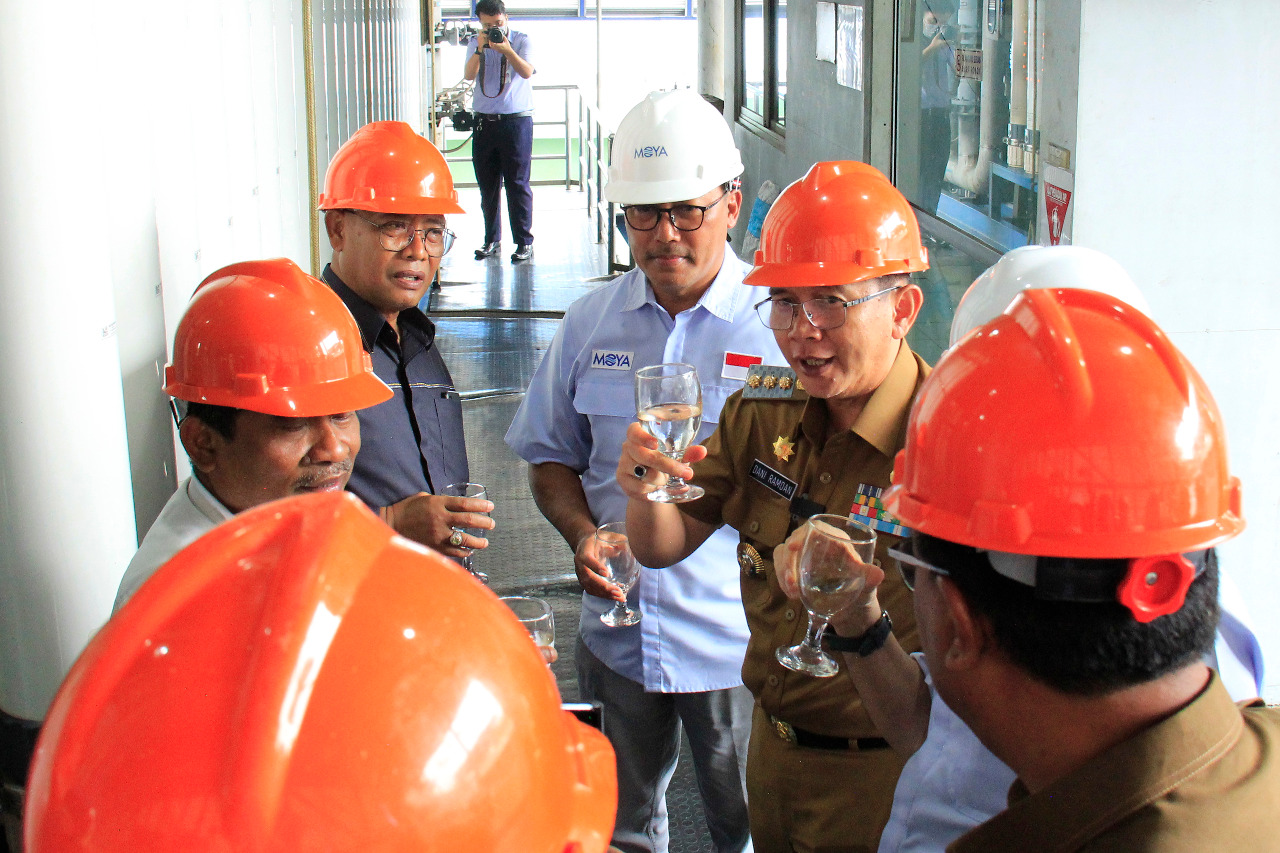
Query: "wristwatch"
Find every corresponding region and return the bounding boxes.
[825,610,892,657]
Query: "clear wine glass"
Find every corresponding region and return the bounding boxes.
[634,363,705,503]
[776,514,877,678]
[596,522,641,627]
[441,482,489,584]
[500,596,556,664]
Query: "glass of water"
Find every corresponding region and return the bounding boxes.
[634,363,704,503]
[500,596,556,664]
[776,515,877,678]
[595,522,641,627]
[441,482,489,584]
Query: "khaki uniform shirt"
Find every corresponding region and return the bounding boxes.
[681,343,930,739]
[950,672,1280,852]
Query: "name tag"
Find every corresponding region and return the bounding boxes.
[749,459,798,501]
[590,350,633,370]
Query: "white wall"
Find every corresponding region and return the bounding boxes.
[0,0,426,722]
[1073,0,1280,700]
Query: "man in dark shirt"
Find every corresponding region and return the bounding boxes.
[318,120,493,558]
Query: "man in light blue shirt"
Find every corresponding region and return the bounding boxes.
[465,0,535,263]
[506,90,784,853]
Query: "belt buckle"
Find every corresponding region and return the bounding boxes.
[771,716,798,745]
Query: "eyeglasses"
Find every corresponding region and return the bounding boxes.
[621,189,730,232]
[347,211,456,256]
[754,285,906,331]
[887,540,950,592]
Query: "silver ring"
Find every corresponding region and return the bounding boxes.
[633,465,647,480]
[449,529,464,548]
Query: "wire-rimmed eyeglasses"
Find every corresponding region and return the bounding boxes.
[887,540,951,592]
[620,188,730,232]
[753,284,906,331]
[347,210,456,256]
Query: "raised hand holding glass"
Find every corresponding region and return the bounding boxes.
[776,514,877,677]
[634,363,704,503]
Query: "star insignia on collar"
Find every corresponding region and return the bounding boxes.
[772,435,795,462]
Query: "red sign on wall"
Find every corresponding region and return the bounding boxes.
[1045,182,1072,245]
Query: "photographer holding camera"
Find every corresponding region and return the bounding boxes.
[465,0,536,263]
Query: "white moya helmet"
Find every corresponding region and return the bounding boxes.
[605,89,744,205]
[950,245,1151,347]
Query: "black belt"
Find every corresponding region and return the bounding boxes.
[476,111,532,120]
[769,715,890,752]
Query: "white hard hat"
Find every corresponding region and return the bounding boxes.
[949,245,1152,346]
[605,89,744,204]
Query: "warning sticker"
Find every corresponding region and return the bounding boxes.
[1045,181,1072,246]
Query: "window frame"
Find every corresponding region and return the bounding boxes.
[736,0,786,144]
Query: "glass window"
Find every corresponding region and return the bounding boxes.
[894,0,1037,251]
[905,229,997,366]
[739,0,784,134]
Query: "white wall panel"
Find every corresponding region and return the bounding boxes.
[1074,0,1280,701]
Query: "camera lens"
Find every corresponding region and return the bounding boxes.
[487,26,505,43]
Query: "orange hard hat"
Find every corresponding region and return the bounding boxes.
[25,492,617,852]
[164,257,392,416]
[884,288,1243,616]
[318,121,465,215]
[744,161,929,288]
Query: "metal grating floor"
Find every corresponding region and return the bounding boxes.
[431,186,717,852]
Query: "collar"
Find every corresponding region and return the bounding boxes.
[951,671,1243,853]
[852,342,923,457]
[187,474,236,526]
[322,264,436,351]
[622,245,745,323]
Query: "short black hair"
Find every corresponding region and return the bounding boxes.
[917,533,1219,695]
[183,402,242,440]
[475,0,505,17]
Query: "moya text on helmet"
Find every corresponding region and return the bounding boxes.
[633,145,669,159]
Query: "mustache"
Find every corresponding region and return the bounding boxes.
[295,460,354,489]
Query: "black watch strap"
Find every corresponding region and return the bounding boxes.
[825,610,893,657]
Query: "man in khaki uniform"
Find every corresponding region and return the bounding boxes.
[620,162,930,853]
[877,286,1280,851]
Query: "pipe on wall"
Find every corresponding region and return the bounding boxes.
[946,0,1000,194]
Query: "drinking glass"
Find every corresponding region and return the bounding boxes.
[441,482,489,584]
[500,596,555,664]
[634,363,704,503]
[776,514,877,677]
[595,522,641,627]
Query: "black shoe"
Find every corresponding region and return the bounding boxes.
[474,241,500,259]
[511,244,533,263]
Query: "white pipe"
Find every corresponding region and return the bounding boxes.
[1024,0,1039,174]
[946,6,1001,194]
[699,0,726,102]
[1008,0,1028,168]
[0,0,139,722]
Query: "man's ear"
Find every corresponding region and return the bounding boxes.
[324,209,346,251]
[723,188,744,229]
[937,577,990,671]
[890,282,924,340]
[179,417,221,474]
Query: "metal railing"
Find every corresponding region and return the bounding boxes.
[440,83,632,272]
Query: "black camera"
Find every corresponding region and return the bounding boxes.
[486,26,505,44]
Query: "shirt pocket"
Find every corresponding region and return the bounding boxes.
[572,375,635,419]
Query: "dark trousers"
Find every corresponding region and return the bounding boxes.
[472,114,534,246]
[918,107,952,215]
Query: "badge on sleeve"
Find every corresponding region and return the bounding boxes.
[722,351,764,381]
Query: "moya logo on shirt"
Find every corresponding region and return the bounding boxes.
[633,145,669,159]
[591,350,633,370]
